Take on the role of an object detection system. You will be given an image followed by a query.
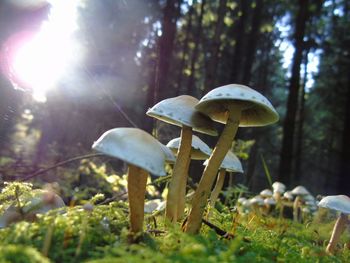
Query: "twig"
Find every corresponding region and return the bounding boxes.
[21,153,104,181]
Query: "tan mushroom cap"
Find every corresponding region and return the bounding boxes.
[318,195,350,214]
[203,150,243,173]
[146,95,218,136]
[195,84,279,126]
[92,128,167,176]
[166,135,212,160]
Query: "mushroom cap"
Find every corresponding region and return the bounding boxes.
[203,150,243,173]
[195,84,279,126]
[144,199,162,214]
[318,195,350,214]
[166,135,212,160]
[146,95,218,136]
[249,196,264,206]
[92,128,167,176]
[272,181,286,193]
[291,186,309,196]
[264,197,276,205]
[158,142,176,163]
[260,189,273,198]
[283,191,294,201]
[21,189,65,214]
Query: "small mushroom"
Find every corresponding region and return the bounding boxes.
[185,84,278,233]
[147,95,217,223]
[260,189,273,199]
[291,186,309,222]
[318,195,350,254]
[206,151,243,210]
[166,135,212,219]
[92,128,168,236]
[0,189,65,228]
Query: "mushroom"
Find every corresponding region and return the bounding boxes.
[166,135,212,219]
[206,151,243,210]
[318,195,350,254]
[147,95,217,223]
[260,189,273,199]
[291,185,309,222]
[0,189,65,228]
[264,197,277,215]
[92,128,169,236]
[184,84,279,233]
[272,181,286,201]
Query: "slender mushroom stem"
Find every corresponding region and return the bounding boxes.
[209,169,227,209]
[128,165,148,234]
[326,213,348,254]
[184,105,241,234]
[177,155,191,220]
[293,196,301,222]
[166,125,192,223]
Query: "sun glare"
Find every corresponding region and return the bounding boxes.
[9,0,80,102]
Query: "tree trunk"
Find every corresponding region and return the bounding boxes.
[241,0,263,85]
[176,2,195,96]
[203,0,228,93]
[187,0,206,96]
[229,0,250,83]
[144,0,181,133]
[278,0,310,185]
[338,77,350,196]
[294,51,308,184]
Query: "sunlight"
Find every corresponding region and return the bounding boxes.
[9,0,80,102]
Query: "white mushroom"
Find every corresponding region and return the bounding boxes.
[318,195,350,254]
[166,135,212,219]
[147,95,217,223]
[291,186,309,222]
[206,151,243,210]
[92,128,168,236]
[185,84,278,233]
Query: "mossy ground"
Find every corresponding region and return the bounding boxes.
[0,199,349,263]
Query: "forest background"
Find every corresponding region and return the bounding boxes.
[0,0,349,197]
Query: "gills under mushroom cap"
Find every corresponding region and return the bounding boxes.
[195,84,279,126]
[146,95,218,136]
[318,195,350,214]
[92,128,167,176]
[167,135,212,160]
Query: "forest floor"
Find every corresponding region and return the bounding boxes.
[0,196,349,263]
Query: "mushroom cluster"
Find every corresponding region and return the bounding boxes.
[91,83,279,236]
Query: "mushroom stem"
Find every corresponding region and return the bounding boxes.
[326,213,348,254]
[177,156,191,220]
[184,106,241,234]
[166,125,192,223]
[128,165,148,234]
[293,196,301,222]
[209,169,227,209]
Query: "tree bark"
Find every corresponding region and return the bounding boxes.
[187,0,206,96]
[338,76,350,196]
[278,0,310,185]
[203,0,228,93]
[229,0,250,83]
[241,0,264,85]
[176,1,195,96]
[294,51,308,184]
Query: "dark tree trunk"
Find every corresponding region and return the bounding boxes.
[293,52,308,184]
[187,0,206,96]
[229,0,250,83]
[144,0,181,133]
[278,0,310,186]
[338,77,350,195]
[241,0,263,85]
[203,0,228,93]
[176,2,195,96]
